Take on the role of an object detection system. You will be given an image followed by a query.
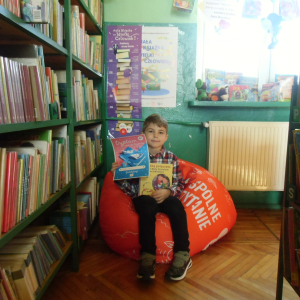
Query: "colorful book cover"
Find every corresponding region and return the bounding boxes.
[229,85,249,101]
[224,72,242,87]
[205,68,225,93]
[239,76,258,102]
[260,82,280,102]
[139,163,173,196]
[20,0,50,23]
[111,134,149,180]
[275,74,297,102]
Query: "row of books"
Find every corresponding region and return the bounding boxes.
[0,0,20,17]
[0,44,64,124]
[0,225,66,300]
[74,125,102,185]
[0,126,70,234]
[30,0,64,47]
[54,70,101,122]
[71,5,104,73]
[205,68,296,102]
[82,0,103,28]
[0,44,103,124]
[50,177,100,242]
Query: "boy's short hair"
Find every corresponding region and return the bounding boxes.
[142,114,168,133]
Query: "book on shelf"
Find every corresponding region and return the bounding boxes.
[0,126,70,233]
[239,76,258,102]
[20,0,50,23]
[229,85,250,102]
[205,68,225,93]
[111,134,150,180]
[260,82,280,102]
[0,52,54,123]
[275,74,297,102]
[224,72,242,87]
[49,177,99,241]
[139,163,173,196]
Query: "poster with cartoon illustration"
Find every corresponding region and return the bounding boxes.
[106,26,142,119]
[141,27,178,108]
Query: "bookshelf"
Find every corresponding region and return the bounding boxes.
[0,0,104,299]
[276,86,300,299]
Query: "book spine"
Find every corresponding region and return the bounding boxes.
[22,65,35,122]
[3,58,17,123]
[33,66,46,121]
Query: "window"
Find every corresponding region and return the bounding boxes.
[196,0,300,91]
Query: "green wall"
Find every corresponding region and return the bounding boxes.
[103,0,290,209]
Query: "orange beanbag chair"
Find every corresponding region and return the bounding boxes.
[100,159,237,263]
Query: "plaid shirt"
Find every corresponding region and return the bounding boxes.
[115,146,185,199]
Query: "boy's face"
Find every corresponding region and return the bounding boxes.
[143,123,168,154]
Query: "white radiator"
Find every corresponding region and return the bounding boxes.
[208,121,289,191]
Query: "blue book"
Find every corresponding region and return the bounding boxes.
[111,134,150,180]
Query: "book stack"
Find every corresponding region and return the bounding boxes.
[50,177,100,241]
[113,49,132,118]
[74,125,102,185]
[0,225,66,300]
[20,0,64,47]
[0,0,21,17]
[0,126,71,234]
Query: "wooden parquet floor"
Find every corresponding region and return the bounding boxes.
[41,209,299,300]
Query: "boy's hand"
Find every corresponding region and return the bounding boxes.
[111,162,119,175]
[151,189,171,203]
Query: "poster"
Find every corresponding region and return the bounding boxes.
[108,120,143,139]
[141,27,178,108]
[106,26,142,119]
[204,0,242,31]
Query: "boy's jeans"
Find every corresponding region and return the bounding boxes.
[132,195,190,255]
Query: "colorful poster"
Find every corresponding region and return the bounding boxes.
[106,26,142,119]
[111,134,149,180]
[141,27,178,108]
[108,120,142,139]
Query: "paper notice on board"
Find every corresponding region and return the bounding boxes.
[204,0,242,28]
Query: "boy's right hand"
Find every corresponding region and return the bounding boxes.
[111,162,119,175]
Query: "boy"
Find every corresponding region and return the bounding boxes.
[111,114,191,280]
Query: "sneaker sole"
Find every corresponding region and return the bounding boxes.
[167,259,192,281]
[137,274,155,280]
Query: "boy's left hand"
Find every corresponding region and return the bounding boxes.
[151,189,171,203]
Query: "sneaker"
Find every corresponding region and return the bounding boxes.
[137,252,156,280]
[165,251,192,281]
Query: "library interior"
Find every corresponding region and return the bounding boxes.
[0,0,299,299]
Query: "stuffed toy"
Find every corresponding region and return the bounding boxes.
[208,86,229,101]
[195,79,208,101]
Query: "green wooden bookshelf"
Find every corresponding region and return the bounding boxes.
[0,0,104,297]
